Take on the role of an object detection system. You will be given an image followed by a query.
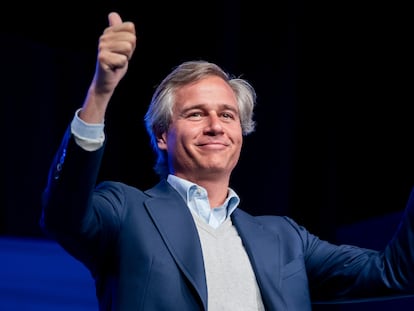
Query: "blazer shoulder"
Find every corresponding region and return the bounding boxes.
[234,209,312,243]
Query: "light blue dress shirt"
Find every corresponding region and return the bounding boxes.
[167,175,240,229]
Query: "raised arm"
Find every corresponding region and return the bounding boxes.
[40,12,136,241]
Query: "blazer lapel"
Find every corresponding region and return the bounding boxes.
[231,209,287,310]
[145,180,208,310]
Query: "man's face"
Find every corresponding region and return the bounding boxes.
[157,76,243,181]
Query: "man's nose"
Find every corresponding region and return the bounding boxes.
[205,114,224,134]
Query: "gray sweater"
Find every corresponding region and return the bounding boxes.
[192,213,266,311]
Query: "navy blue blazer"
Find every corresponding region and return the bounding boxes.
[41,127,414,310]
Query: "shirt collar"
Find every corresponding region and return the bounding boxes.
[166,174,240,217]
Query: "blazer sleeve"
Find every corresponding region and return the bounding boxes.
[40,125,113,271]
[306,187,414,302]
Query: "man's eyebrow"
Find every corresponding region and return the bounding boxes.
[179,103,239,114]
[221,104,239,112]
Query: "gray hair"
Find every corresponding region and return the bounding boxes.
[144,60,257,178]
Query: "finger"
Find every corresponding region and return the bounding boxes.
[99,51,129,71]
[108,12,123,26]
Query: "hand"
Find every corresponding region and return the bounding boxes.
[80,12,136,123]
[94,12,137,95]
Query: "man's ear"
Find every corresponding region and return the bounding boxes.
[156,132,168,150]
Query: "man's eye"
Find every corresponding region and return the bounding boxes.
[187,112,202,118]
[222,113,234,119]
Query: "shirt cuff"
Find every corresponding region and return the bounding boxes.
[70,108,105,151]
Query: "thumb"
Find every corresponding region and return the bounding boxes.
[108,12,123,26]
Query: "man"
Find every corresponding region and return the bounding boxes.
[40,12,414,310]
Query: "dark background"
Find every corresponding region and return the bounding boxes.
[0,1,413,309]
[1,0,413,239]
